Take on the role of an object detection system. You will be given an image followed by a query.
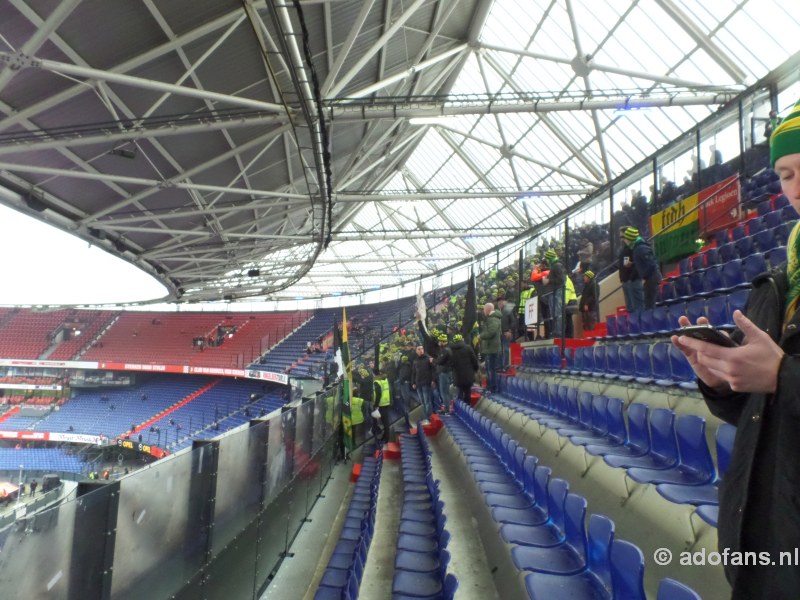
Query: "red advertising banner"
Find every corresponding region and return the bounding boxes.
[0,359,288,385]
[698,174,741,235]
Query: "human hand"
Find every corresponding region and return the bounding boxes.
[671,315,728,390]
[675,311,784,393]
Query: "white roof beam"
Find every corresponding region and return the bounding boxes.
[0,51,287,114]
[653,0,747,84]
[0,0,81,94]
[0,7,245,133]
[320,0,377,96]
[326,0,428,98]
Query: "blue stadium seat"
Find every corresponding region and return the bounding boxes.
[706,295,732,329]
[651,305,671,334]
[720,259,747,290]
[678,257,691,275]
[763,210,782,228]
[782,204,800,220]
[606,316,618,338]
[735,235,755,258]
[571,397,626,449]
[731,224,747,241]
[695,504,719,528]
[668,344,697,389]
[585,403,649,459]
[774,222,793,245]
[633,344,653,384]
[689,254,705,271]
[666,302,687,331]
[742,253,767,282]
[714,229,729,247]
[610,540,646,600]
[768,245,787,267]
[657,579,703,600]
[686,298,706,324]
[604,345,620,380]
[627,312,641,338]
[704,247,719,267]
[673,275,691,299]
[754,228,778,253]
[688,270,707,296]
[756,199,772,216]
[718,242,738,263]
[703,264,723,294]
[522,515,615,600]
[657,423,735,507]
[615,314,629,338]
[638,309,655,335]
[604,408,677,471]
[617,344,635,382]
[746,216,765,236]
[511,491,588,575]
[626,415,715,486]
[591,345,607,377]
[658,280,676,304]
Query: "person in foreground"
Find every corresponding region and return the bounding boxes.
[671,99,800,600]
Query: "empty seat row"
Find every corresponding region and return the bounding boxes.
[494,377,734,527]
[608,288,750,339]
[444,403,701,599]
[392,427,458,600]
[521,341,698,390]
[314,450,383,600]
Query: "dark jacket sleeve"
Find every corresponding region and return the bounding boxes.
[548,262,565,288]
[697,379,748,426]
[633,243,658,279]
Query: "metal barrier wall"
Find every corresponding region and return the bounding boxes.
[0,386,342,600]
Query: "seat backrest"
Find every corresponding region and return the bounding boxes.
[706,295,731,327]
[545,478,570,538]
[593,345,607,373]
[442,573,459,600]
[686,298,706,323]
[618,345,634,376]
[675,415,715,480]
[668,344,695,382]
[731,224,746,241]
[633,344,652,379]
[610,539,646,600]
[649,408,678,463]
[716,423,736,478]
[606,315,618,337]
[651,342,671,380]
[562,492,588,561]
[616,314,629,336]
[578,391,594,429]
[626,403,650,452]
[721,258,745,288]
[638,309,654,334]
[652,306,670,332]
[727,288,750,316]
[590,394,609,435]
[747,216,765,235]
[689,253,705,271]
[586,514,615,592]
[522,454,538,493]
[667,302,687,330]
[660,280,676,303]
[566,387,580,422]
[754,228,777,252]
[764,209,782,228]
[768,245,787,267]
[605,344,620,374]
[628,312,641,336]
[657,578,702,600]
[604,398,626,442]
[582,346,596,374]
[533,465,552,510]
[742,253,767,281]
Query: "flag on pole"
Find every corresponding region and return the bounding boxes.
[336,307,355,452]
[416,283,427,324]
[461,272,477,341]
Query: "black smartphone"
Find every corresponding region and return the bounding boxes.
[680,325,738,347]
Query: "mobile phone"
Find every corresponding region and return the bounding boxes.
[680,325,738,347]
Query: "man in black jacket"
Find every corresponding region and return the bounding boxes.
[618,226,643,312]
[672,111,800,599]
[411,345,434,424]
[542,249,565,338]
[579,271,599,331]
[441,333,479,406]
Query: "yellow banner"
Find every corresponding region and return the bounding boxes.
[649,194,698,237]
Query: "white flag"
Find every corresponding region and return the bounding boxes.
[416,283,427,323]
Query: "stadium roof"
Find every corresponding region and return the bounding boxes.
[0,0,798,304]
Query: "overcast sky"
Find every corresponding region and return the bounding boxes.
[0,204,168,306]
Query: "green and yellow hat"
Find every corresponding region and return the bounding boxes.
[623,227,639,242]
[771,99,800,166]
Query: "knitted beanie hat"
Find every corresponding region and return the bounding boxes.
[452,333,464,342]
[544,249,557,261]
[623,227,639,242]
[771,99,800,166]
